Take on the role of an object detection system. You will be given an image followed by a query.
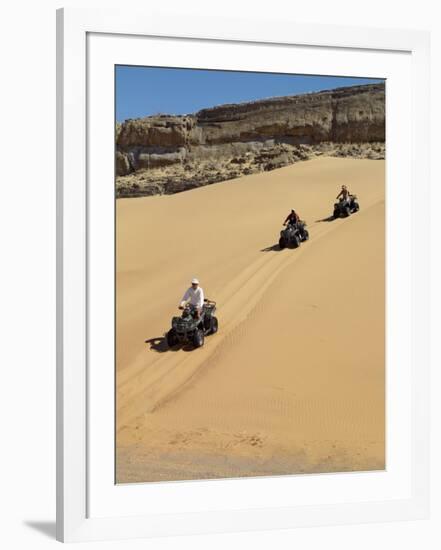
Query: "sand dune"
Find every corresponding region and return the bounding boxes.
[116,157,385,483]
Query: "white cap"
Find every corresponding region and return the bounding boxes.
[191,277,199,284]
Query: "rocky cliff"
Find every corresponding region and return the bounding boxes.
[116,83,385,197]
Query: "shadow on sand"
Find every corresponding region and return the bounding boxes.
[316,215,336,223]
[145,336,196,353]
[145,336,169,353]
[261,243,282,252]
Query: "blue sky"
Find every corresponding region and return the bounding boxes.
[116,66,384,123]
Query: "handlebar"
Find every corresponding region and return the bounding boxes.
[179,299,216,310]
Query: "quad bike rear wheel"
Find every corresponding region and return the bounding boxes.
[210,316,218,334]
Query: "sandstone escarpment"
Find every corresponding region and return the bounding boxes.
[116,83,385,197]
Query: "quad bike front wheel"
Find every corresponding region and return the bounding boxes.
[344,206,351,217]
[292,234,300,248]
[166,328,178,348]
[279,237,286,249]
[302,229,309,241]
[193,329,205,348]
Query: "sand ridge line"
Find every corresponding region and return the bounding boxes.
[117,200,382,426]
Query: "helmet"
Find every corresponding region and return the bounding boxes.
[191,278,199,285]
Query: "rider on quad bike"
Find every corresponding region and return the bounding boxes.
[336,185,351,203]
[167,278,218,349]
[283,209,308,240]
[279,209,309,249]
[333,185,360,218]
[179,277,204,319]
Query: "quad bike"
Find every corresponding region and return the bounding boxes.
[333,194,360,219]
[278,220,309,249]
[166,299,218,349]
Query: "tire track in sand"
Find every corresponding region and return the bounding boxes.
[117,203,382,429]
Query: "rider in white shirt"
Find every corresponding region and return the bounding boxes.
[179,278,204,318]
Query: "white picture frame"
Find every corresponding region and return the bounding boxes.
[56,7,430,543]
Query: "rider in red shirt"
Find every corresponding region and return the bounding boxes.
[283,209,300,226]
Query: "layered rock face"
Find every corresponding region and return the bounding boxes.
[116,83,385,197]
